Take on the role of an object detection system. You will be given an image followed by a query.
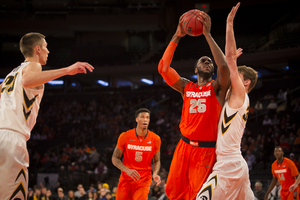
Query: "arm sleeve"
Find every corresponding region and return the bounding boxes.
[158,41,181,86]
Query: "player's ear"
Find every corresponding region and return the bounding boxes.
[195,67,198,74]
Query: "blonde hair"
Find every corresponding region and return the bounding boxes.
[19,32,45,58]
[238,65,258,93]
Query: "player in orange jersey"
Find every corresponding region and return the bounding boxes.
[264,146,299,200]
[111,108,161,200]
[158,9,230,200]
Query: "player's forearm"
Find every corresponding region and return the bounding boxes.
[152,160,161,176]
[112,157,129,172]
[22,68,68,88]
[205,33,228,73]
[265,179,277,196]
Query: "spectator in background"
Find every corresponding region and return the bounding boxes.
[254,181,265,200]
[267,99,277,116]
[98,188,107,200]
[263,115,272,126]
[28,188,34,200]
[255,100,263,113]
[74,184,83,198]
[33,188,44,200]
[46,189,55,200]
[289,153,297,166]
[57,188,67,200]
[277,89,285,101]
[67,190,76,200]
[77,187,87,200]
[245,150,256,170]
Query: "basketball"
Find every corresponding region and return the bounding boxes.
[182,9,204,37]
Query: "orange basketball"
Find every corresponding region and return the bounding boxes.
[182,9,204,37]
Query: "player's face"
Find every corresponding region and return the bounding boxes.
[136,112,150,129]
[38,39,49,65]
[195,56,214,77]
[274,147,284,159]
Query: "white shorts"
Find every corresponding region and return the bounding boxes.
[196,155,254,200]
[0,129,29,200]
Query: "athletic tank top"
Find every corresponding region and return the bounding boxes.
[179,81,222,141]
[0,62,44,141]
[116,128,161,179]
[216,93,249,157]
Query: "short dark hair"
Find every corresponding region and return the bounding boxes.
[20,32,45,58]
[135,108,150,118]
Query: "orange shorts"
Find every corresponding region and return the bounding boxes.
[281,188,299,200]
[116,173,152,200]
[166,139,216,200]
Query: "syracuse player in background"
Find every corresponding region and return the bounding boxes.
[264,146,299,200]
[158,8,230,200]
[197,3,257,199]
[0,32,93,200]
[111,108,161,200]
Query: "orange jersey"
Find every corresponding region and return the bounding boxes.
[179,81,222,141]
[117,128,161,180]
[272,158,299,191]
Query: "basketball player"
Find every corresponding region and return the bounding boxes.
[0,32,94,200]
[158,9,231,200]
[196,3,258,199]
[111,108,161,200]
[264,146,299,200]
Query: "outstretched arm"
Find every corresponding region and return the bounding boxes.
[21,62,94,88]
[198,11,230,101]
[158,14,189,96]
[225,2,245,108]
[111,147,140,181]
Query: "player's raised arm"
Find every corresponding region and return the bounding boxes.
[21,62,94,88]
[198,11,230,101]
[158,14,189,96]
[225,2,245,107]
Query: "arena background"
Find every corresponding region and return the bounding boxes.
[1,0,300,198]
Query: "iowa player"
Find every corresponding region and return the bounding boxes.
[0,32,93,200]
[112,108,161,200]
[197,3,258,199]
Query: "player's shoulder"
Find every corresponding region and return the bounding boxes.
[148,130,161,141]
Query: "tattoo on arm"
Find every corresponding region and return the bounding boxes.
[112,147,128,172]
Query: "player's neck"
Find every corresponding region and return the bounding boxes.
[277,157,284,164]
[136,127,148,137]
[197,77,212,87]
[25,56,39,63]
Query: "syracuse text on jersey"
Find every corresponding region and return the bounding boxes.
[127,144,152,151]
[186,90,211,98]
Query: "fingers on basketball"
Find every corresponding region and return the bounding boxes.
[181,9,204,37]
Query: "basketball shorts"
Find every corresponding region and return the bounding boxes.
[166,139,216,200]
[116,173,152,200]
[196,155,254,200]
[281,188,299,200]
[0,129,29,200]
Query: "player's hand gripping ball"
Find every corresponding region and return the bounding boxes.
[182,9,204,37]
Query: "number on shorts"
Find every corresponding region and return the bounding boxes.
[1,73,19,94]
[135,151,143,162]
[189,99,206,113]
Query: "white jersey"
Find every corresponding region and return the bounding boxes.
[216,93,249,157]
[0,62,44,141]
